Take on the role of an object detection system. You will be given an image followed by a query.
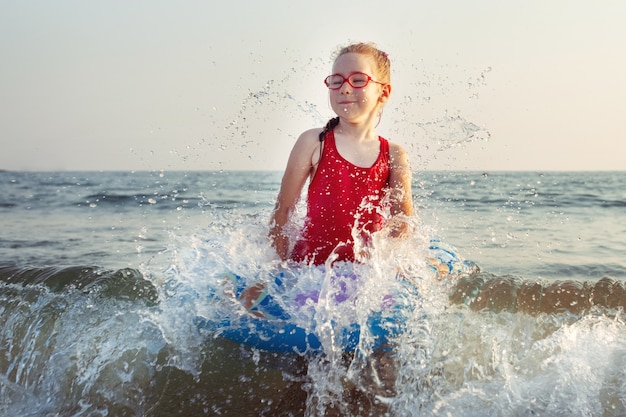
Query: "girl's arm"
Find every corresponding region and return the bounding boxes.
[269,129,321,260]
[387,142,414,237]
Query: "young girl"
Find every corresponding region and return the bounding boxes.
[269,42,413,265]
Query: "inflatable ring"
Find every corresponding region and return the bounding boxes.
[196,239,477,354]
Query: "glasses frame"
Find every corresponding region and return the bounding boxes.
[323,72,385,90]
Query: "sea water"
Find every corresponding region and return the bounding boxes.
[1,170,626,416]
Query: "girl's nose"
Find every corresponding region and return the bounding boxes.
[340,82,352,93]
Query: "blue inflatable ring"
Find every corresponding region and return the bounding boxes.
[196,239,477,354]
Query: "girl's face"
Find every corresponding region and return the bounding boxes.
[329,52,390,124]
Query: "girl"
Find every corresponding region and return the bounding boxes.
[270,42,413,265]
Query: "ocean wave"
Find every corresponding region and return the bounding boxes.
[0,264,158,305]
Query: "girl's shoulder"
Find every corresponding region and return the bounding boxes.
[293,128,325,154]
[387,141,410,167]
[298,127,325,143]
[387,140,407,155]
[287,128,325,169]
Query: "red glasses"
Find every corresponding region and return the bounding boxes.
[323,72,385,90]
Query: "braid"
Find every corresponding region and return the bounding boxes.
[318,117,340,141]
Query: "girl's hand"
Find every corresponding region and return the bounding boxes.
[239,283,267,318]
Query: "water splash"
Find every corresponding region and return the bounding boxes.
[3,207,626,416]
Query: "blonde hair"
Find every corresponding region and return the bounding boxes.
[334,42,391,84]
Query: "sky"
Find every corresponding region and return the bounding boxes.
[1,0,624,172]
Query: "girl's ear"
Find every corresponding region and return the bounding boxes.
[379,83,392,103]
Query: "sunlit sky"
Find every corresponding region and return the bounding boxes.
[1,0,624,172]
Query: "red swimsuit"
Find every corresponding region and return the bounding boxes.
[291,130,391,265]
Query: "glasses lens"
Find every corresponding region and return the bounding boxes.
[348,73,369,88]
[326,75,344,89]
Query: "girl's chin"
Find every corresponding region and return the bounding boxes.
[334,106,359,117]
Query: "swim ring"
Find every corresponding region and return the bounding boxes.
[196,239,478,354]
